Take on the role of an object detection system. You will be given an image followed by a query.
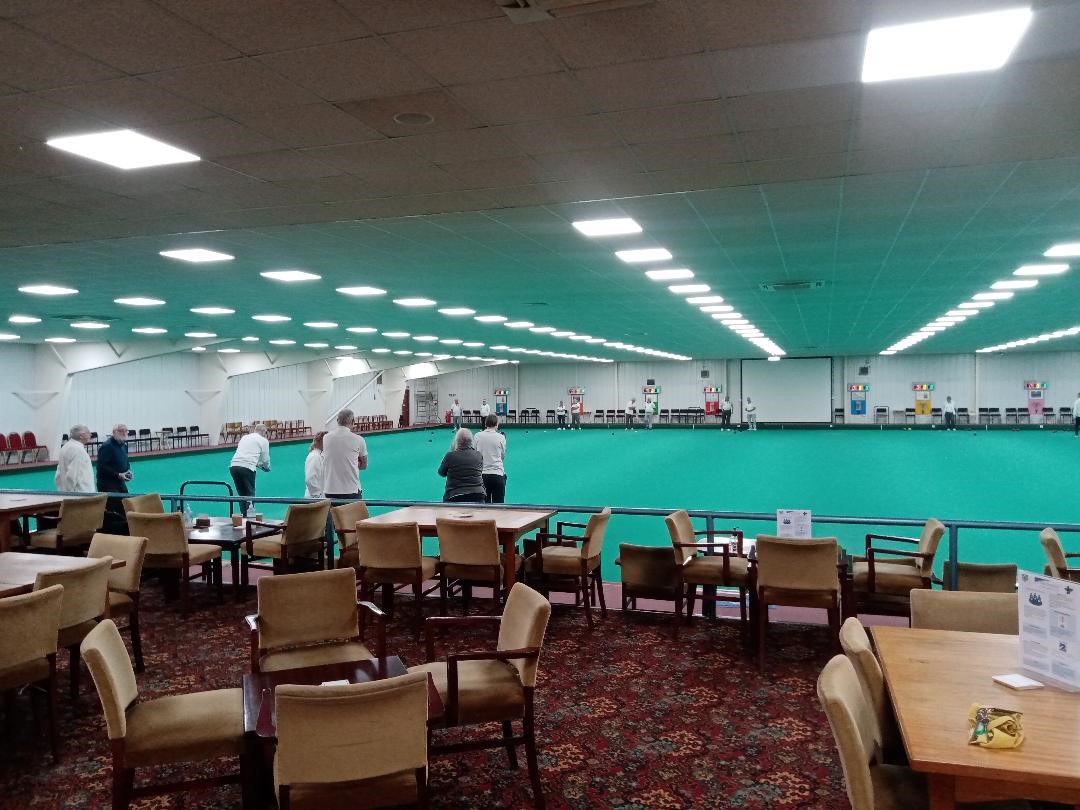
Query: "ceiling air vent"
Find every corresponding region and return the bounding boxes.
[759,280,825,292]
[496,0,653,23]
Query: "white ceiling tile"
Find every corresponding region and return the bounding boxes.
[441,156,555,188]
[37,78,214,128]
[606,99,732,144]
[728,84,855,131]
[338,0,499,34]
[450,72,595,126]
[632,133,742,172]
[146,59,323,115]
[690,0,867,51]
[575,54,720,113]
[747,153,848,185]
[401,127,523,165]
[336,90,481,138]
[712,34,864,97]
[234,103,383,149]
[497,115,623,155]
[215,150,345,182]
[0,20,120,90]
[144,116,286,159]
[741,121,850,161]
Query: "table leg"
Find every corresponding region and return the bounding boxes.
[231,547,241,601]
[502,531,516,596]
[0,517,12,553]
[839,566,856,622]
[927,774,956,810]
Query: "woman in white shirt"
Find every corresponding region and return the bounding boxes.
[304,431,327,499]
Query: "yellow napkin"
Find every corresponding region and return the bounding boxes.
[967,704,1023,749]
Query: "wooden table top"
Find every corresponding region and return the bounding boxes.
[0,552,124,598]
[874,625,1080,793]
[363,505,555,533]
[0,493,65,514]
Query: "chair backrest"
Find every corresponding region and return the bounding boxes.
[942,561,1017,593]
[355,521,422,569]
[915,518,945,577]
[910,590,1019,634]
[497,583,552,688]
[0,584,63,672]
[127,512,188,556]
[665,509,695,563]
[57,495,108,546]
[436,518,500,567]
[580,507,611,559]
[34,556,111,631]
[755,536,839,592]
[258,568,359,652]
[838,618,888,741]
[618,543,678,590]
[282,499,331,546]
[8,432,23,450]
[88,533,148,594]
[275,671,428,789]
[0,434,7,451]
[1041,528,1068,578]
[80,620,139,741]
[122,492,164,515]
[23,431,37,447]
[817,655,881,810]
[330,501,371,550]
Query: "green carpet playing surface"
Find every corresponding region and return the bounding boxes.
[4,426,1079,580]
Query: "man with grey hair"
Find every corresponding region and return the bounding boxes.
[55,424,95,492]
[229,423,271,514]
[322,409,368,501]
[97,423,133,494]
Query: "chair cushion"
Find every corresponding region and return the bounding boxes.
[277,769,419,810]
[260,642,373,673]
[361,557,438,584]
[524,546,600,577]
[683,555,750,586]
[146,544,221,569]
[125,687,245,768]
[242,536,322,561]
[29,529,90,550]
[0,658,49,691]
[107,591,135,617]
[58,619,99,650]
[409,659,524,725]
[870,764,928,810]
[853,562,923,595]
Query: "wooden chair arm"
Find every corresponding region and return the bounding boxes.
[422,615,502,662]
[247,519,282,531]
[357,600,386,664]
[1064,552,1080,559]
[445,646,540,725]
[535,532,584,547]
[556,520,587,534]
[244,615,260,673]
[866,548,931,562]
[864,532,918,550]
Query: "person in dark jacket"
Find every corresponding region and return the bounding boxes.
[97,423,134,531]
[437,428,487,503]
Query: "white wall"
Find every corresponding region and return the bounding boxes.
[0,344,48,442]
[222,364,309,425]
[842,354,976,424]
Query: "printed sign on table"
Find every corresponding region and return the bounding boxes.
[1018,569,1080,691]
[776,509,812,539]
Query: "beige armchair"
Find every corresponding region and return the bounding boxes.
[34,557,111,700]
[524,507,610,630]
[355,520,439,637]
[121,493,164,515]
[411,583,552,809]
[755,535,840,672]
[852,519,945,618]
[241,499,330,580]
[81,620,247,810]
[437,517,515,614]
[29,494,108,554]
[128,511,222,611]
[838,617,902,763]
[1040,528,1080,581]
[88,533,149,673]
[329,500,369,569]
[244,567,386,673]
[665,509,748,634]
[275,672,430,809]
[941,560,1017,593]
[0,584,64,760]
[617,543,679,613]
[910,590,1018,635]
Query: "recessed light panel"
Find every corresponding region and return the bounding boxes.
[184,331,216,338]
[334,345,357,351]
[346,326,377,333]
[115,297,164,306]
[0,333,19,340]
[701,305,734,313]
[616,248,672,263]
[959,301,994,309]
[973,291,1013,301]
[20,285,77,296]
[645,268,694,281]
[1044,244,1080,258]
[393,297,436,307]
[44,336,75,343]
[131,327,166,334]
[991,279,1038,290]
[46,129,199,169]
[303,321,338,328]
[474,315,507,323]
[685,296,724,304]
[1015,263,1069,276]
[337,286,387,296]
[160,249,233,263]
[304,342,329,348]
[252,314,291,322]
[572,218,642,237]
[70,321,109,329]
[861,7,1033,83]
[505,321,533,328]
[268,339,296,345]
[382,331,410,338]
[261,270,320,282]
[241,336,260,342]
[462,342,485,348]
[191,306,235,315]
[8,315,40,324]
[669,284,710,294]
[218,348,240,353]
[438,307,476,316]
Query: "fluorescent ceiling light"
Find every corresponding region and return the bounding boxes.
[115,297,164,306]
[416,352,433,358]
[572,218,642,237]
[462,342,485,348]
[767,356,781,362]
[1015,263,1069,276]
[1044,244,1080,258]
[131,327,166,334]
[334,345,357,351]
[160,249,233,263]
[241,336,260,342]
[569,335,591,341]
[218,348,240,353]
[303,321,338,328]
[44,336,75,343]
[382,331,410,338]
[861,7,1033,83]
[550,331,574,337]
[724,319,749,326]
[191,306,234,315]
[261,269,320,282]
[184,331,216,338]
[438,307,475,316]
[991,279,1038,290]
[268,339,296,345]
[701,305,734,313]
[393,350,412,356]
[8,315,40,324]
[959,301,994,309]
[20,285,77,296]
[615,248,672,263]
[191,346,206,352]
[304,342,329,348]
[337,286,386,296]
[669,284,710,294]
[646,268,694,281]
[70,321,109,329]
[972,291,1013,301]
[529,326,556,333]
[46,129,199,169]
[371,348,391,353]
[585,337,605,343]
[685,296,724,304]
[715,312,743,320]
[945,310,971,317]
[346,326,377,334]
[505,321,534,328]
[474,315,507,323]
[440,339,463,345]
[413,335,439,342]
[393,297,436,307]
[252,314,291,322]
[940,316,966,322]
[0,333,17,341]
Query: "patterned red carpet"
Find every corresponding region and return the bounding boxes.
[0,585,847,809]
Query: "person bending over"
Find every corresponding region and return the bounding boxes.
[438,427,487,504]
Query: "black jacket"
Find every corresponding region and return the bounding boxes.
[96,437,130,492]
[438,448,486,501]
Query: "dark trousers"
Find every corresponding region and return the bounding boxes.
[483,474,506,504]
[945,412,956,429]
[557,415,566,427]
[229,466,256,514]
[325,492,361,501]
[720,411,732,428]
[1075,416,1080,436]
[445,492,485,504]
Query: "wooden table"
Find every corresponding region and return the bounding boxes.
[187,518,283,597]
[874,626,1080,809]
[362,505,554,594]
[0,551,125,598]
[0,494,65,553]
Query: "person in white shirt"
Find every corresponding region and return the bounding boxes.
[1073,392,1080,437]
[474,414,507,503]
[555,401,567,429]
[720,395,733,430]
[643,398,654,430]
[479,399,491,419]
[943,396,957,431]
[571,398,583,429]
[625,398,637,427]
[322,409,368,499]
[229,424,270,514]
[745,397,758,431]
[451,399,463,431]
[304,431,327,499]
[55,424,95,492]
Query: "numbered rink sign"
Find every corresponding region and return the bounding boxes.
[703,386,722,415]
[849,384,868,416]
[912,382,933,416]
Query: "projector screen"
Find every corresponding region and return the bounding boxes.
[741,357,832,424]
